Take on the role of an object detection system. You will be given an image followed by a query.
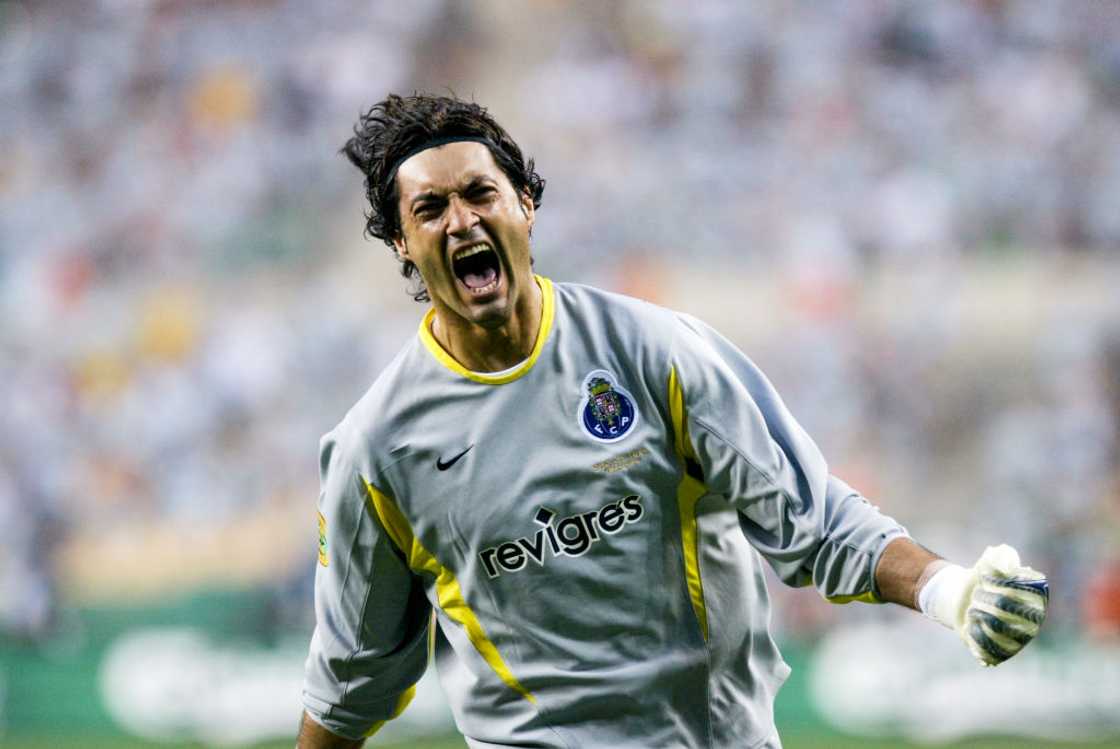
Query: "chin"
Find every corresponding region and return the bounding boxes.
[467,300,513,329]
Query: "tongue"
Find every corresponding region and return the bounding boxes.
[462,267,497,290]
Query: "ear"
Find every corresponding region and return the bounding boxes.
[519,190,535,232]
[393,234,409,260]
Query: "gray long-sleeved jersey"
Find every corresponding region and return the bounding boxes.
[302,277,907,747]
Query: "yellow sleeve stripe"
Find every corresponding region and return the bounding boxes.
[668,365,709,641]
[826,590,883,605]
[362,685,417,738]
[363,479,538,705]
[418,275,556,385]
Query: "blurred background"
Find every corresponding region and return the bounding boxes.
[2,0,1119,747]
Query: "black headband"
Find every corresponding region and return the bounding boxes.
[386,135,498,185]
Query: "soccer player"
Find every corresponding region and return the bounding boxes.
[296,94,1049,748]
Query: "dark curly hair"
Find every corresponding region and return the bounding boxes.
[342,93,546,302]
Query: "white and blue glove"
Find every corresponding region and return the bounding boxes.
[919,545,1049,666]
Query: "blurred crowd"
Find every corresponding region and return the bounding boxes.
[1,0,1118,643]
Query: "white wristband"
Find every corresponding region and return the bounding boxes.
[918,563,973,631]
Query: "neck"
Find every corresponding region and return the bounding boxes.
[431,279,543,372]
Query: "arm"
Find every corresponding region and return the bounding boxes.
[874,536,941,609]
[669,314,906,602]
[297,711,365,749]
[670,315,1048,664]
[300,433,430,739]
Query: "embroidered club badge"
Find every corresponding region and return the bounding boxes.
[578,369,638,443]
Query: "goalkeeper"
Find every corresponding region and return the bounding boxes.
[297,93,1049,749]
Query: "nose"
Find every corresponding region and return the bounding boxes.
[445,194,479,237]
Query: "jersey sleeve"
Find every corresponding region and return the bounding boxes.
[669,314,908,602]
[301,431,431,739]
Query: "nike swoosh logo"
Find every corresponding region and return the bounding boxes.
[436,445,474,471]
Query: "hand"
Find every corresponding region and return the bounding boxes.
[921,545,1049,666]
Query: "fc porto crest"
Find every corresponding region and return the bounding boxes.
[578,369,639,443]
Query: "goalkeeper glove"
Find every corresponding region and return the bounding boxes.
[918,544,1049,666]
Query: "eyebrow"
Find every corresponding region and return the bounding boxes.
[408,175,496,210]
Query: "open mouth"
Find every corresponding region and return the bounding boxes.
[452,243,501,296]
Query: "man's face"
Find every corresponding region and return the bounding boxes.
[393,141,535,329]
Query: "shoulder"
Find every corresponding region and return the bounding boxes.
[552,280,722,355]
[320,337,429,478]
[551,280,680,337]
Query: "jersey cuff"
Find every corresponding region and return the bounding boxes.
[301,692,382,741]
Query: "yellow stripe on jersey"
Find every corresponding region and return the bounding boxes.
[362,684,416,738]
[826,590,882,605]
[419,275,556,385]
[668,365,710,642]
[363,479,538,705]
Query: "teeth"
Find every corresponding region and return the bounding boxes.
[470,277,500,295]
[453,243,492,262]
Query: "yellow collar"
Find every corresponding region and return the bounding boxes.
[418,275,555,385]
